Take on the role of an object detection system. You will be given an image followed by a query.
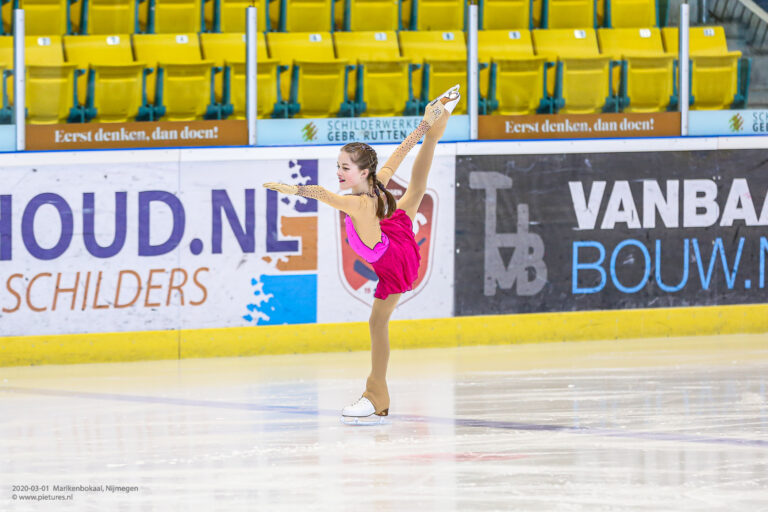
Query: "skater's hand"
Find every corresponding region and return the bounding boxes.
[263,182,298,195]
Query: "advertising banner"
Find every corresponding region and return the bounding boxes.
[257,115,470,145]
[0,150,454,336]
[689,109,768,136]
[455,150,768,315]
[479,112,680,140]
[25,120,248,151]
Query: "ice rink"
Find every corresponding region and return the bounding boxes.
[3,334,768,511]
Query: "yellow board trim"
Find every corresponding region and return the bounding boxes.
[2,303,768,367]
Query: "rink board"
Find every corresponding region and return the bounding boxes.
[2,302,768,365]
[1,136,767,366]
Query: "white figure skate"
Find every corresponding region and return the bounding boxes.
[429,84,461,113]
[340,396,389,426]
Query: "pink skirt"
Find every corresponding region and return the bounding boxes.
[371,209,421,300]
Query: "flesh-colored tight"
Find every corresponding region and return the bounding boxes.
[361,132,441,414]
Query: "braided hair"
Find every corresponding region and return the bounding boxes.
[341,142,397,219]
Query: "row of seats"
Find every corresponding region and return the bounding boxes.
[0,26,750,124]
[0,0,665,36]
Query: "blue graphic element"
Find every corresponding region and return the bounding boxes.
[610,239,650,294]
[745,279,751,289]
[761,237,768,289]
[572,241,606,294]
[354,260,378,281]
[243,274,317,325]
[190,238,203,255]
[655,239,689,293]
[692,237,744,290]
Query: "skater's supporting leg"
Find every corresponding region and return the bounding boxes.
[362,292,401,413]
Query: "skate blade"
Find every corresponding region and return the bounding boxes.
[429,84,461,113]
[340,415,389,426]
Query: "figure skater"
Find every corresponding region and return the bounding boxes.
[263,85,461,424]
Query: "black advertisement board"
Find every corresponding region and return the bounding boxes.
[455,150,768,315]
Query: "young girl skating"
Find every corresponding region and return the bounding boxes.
[264,85,461,424]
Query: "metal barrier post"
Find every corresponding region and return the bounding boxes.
[246,6,257,146]
[13,9,25,150]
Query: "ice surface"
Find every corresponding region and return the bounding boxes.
[2,335,767,511]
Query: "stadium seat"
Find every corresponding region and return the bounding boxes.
[541,0,595,28]
[598,27,675,112]
[206,0,271,32]
[267,32,355,117]
[23,36,82,123]
[280,0,338,32]
[410,0,464,30]
[139,0,206,34]
[0,36,11,121]
[662,26,751,109]
[133,33,222,120]
[533,28,617,113]
[532,0,541,26]
[479,29,550,114]
[335,31,417,116]
[480,0,532,29]
[401,0,411,29]
[64,34,147,122]
[76,0,139,35]
[605,0,657,28]
[399,30,467,113]
[10,0,72,35]
[344,0,400,31]
[200,32,283,118]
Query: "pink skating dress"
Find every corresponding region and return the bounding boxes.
[345,209,421,300]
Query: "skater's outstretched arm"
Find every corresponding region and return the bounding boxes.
[262,183,366,216]
[377,101,448,187]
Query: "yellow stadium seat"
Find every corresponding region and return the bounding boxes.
[64,35,147,122]
[335,31,416,116]
[201,32,283,119]
[662,26,750,109]
[606,0,656,28]
[133,33,221,121]
[480,0,531,29]
[0,36,11,122]
[26,36,83,123]
[410,0,464,30]
[541,0,595,28]
[479,29,550,114]
[2,2,10,35]
[534,28,616,113]
[139,0,205,34]
[206,0,271,32]
[401,0,411,29]
[598,28,674,112]
[76,0,138,35]
[267,32,355,117]
[344,0,400,31]
[532,0,540,26]
[661,26,730,55]
[11,0,71,35]
[489,57,549,114]
[399,30,466,112]
[280,0,336,32]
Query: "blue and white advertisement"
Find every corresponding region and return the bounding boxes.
[257,115,470,146]
[0,147,455,336]
[689,109,768,136]
[455,149,768,315]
